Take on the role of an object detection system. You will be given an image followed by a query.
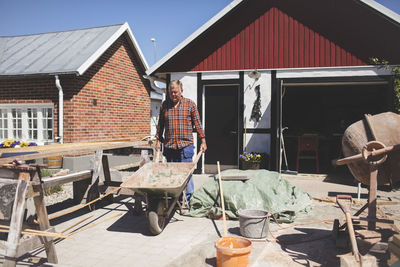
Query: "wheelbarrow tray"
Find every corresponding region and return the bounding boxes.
[121,161,196,197]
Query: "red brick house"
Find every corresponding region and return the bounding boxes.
[0,23,151,144]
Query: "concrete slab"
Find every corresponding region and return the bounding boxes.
[0,173,398,266]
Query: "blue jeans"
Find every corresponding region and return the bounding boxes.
[164,145,194,201]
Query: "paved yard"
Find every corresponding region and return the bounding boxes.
[0,172,398,266]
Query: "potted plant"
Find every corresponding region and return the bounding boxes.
[239,152,262,170]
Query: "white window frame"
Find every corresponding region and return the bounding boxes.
[0,103,54,145]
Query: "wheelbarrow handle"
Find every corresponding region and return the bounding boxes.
[193,150,203,165]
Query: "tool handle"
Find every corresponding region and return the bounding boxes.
[333,144,400,166]
[217,161,228,237]
[193,150,203,165]
[154,149,161,163]
[336,194,352,213]
[345,212,360,262]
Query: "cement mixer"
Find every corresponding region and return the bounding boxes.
[341,112,400,186]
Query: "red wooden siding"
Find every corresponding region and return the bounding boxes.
[192,7,364,71]
[158,0,400,73]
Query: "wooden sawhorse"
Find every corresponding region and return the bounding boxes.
[0,164,57,267]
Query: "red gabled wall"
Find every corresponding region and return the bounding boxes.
[159,0,400,72]
[0,33,151,143]
[193,7,364,71]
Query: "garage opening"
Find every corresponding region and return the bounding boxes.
[281,81,391,174]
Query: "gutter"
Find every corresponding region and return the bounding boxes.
[55,75,64,144]
[143,75,165,95]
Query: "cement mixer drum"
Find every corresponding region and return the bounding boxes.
[341,112,400,185]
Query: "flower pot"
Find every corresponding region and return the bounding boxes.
[241,161,260,170]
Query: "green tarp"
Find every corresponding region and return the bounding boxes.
[187,169,312,223]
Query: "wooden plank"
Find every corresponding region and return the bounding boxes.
[0,169,19,180]
[0,141,149,165]
[356,229,381,239]
[220,175,252,180]
[42,170,91,189]
[111,161,141,171]
[0,141,148,153]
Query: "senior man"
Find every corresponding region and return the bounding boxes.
[155,80,207,203]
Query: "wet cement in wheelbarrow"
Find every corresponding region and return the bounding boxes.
[136,173,187,187]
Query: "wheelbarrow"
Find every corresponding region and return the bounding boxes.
[121,151,203,235]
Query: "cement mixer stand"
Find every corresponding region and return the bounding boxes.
[333,141,399,266]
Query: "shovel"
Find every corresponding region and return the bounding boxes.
[336,195,377,267]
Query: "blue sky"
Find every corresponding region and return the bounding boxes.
[0,0,399,68]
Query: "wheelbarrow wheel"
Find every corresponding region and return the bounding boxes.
[148,200,167,235]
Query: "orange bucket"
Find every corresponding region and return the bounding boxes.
[215,236,252,267]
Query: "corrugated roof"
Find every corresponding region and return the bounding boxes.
[0,23,148,77]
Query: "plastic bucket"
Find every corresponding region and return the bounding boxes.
[215,236,252,267]
[238,209,269,239]
[43,156,63,169]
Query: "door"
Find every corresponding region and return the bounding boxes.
[204,85,239,173]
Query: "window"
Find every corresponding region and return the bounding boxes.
[27,108,38,140]
[0,109,8,139]
[42,108,53,141]
[0,104,54,144]
[12,108,22,139]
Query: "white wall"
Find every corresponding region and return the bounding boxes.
[243,71,272,154]
[150,99,161,136]
[171,73,198,103]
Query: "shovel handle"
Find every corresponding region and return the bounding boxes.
[336,194,352,213]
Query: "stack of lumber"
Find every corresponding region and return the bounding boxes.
[0,141,149,165]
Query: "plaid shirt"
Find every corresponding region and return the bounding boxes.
[156,97,205,149]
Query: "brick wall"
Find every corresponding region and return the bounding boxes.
[0,32,151,143]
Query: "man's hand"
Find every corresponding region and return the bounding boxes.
[200,139,207,152]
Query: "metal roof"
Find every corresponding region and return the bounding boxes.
[0,23,148,77]
[146,0,400,77]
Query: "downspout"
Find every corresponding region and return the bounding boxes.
[143,75,165,94]
[55,75,63,144]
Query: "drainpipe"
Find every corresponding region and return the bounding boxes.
[143,75,165,95]
[55,75,63,144]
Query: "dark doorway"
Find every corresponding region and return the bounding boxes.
[204,85,239,173]
[281,82,390,174]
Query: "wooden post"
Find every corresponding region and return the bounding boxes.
[102,154,113,203]
[4,178,29,267]
[368,166,378,230]
[83,150,102,209]
[32,171,57,264]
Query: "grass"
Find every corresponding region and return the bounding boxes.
[41,169,64,196]
[44,185,63,196]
